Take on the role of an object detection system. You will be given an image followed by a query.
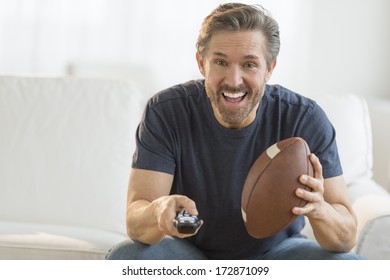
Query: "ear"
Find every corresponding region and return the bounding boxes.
[265,58,277,83]
[196,51,206,77]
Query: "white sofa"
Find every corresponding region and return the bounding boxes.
[0,76,145,259]
[0,75,390,259]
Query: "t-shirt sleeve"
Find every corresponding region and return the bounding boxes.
[298,102,343,179]
[131,102,176,175]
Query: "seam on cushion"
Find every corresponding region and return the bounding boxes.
[0,244,107,254]
[360,96,373,172]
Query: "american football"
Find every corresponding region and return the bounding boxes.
[241,137,314,239]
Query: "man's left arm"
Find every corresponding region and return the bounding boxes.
[292,153,358,252]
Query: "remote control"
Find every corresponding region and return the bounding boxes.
[173,210,201,234]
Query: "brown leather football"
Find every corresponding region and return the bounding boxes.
[241,137,313,239]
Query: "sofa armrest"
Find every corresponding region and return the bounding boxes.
[302,178,390,259]
[348,179,390,259]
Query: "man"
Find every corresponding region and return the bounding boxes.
[106,3,362,260]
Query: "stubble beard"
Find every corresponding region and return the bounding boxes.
[205,82,263,126]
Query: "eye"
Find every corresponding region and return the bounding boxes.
[243,62,257,69]
[215,60,227,66]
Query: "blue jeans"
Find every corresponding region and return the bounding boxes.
[105,236,364,260]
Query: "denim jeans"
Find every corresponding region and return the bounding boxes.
[105,236,364,260]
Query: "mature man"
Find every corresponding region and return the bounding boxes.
[106,3,362,260]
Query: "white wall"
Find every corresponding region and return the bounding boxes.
[304,0,390,98]
[1,0,389,98]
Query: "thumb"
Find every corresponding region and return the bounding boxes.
[173,195,198,216]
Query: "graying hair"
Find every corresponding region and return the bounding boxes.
[196,3,280,68]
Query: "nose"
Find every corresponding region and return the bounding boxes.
[224,65,243,88]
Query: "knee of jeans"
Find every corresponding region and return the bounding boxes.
[106,236,209,260]
[105,239,138,260]
[105,248,112,260]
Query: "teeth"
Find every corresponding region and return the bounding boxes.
[223,92,245,98]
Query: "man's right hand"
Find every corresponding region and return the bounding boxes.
[152,195,202,238]
[126,168,202,244]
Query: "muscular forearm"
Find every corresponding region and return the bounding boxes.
[126,199,165,244]
[309,203,357,252]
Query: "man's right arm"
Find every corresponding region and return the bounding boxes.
[126,168,200,244]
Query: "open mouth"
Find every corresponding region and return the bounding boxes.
[222,91,247,103]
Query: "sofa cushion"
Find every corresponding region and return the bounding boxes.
[0,76,145,234]
[313,94,373,185]
[0,221,127,259]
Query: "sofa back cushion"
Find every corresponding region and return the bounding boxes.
[0,76,145,234]
[313,94,373,185]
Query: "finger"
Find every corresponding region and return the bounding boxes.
[173,195,198,215]
[309,153,323,180]
[299,175,324,197]
[299,174,318,192]
[292,204,314,215]
[295,186,315,202]
[154,196,183,234]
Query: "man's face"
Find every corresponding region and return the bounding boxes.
[197,30,276,129]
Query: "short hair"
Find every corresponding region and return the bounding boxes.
[196,3,280,68]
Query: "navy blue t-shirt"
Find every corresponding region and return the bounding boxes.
[132,80,342,259]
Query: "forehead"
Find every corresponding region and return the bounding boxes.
[207,30,266,59]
